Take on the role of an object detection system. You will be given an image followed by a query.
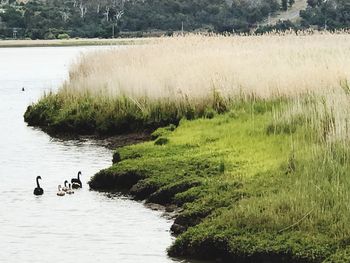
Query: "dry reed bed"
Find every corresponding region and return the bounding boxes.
[56,33,350,143]
[26,33,350,143]
[66,33,350,100]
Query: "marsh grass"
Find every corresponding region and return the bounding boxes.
[26,32,350,261]
[90,104,340,261]
[91,103,350,261]
[25,89,228,134]
[26,32,350,135]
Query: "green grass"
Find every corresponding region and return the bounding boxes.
[24,90,228,135]
[26,91,350,261]
[87,99,350,262]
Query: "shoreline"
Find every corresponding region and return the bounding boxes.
[35,127,153,150]
[84,108,329,263]
[25,100,344,263]
[0,38,153,48]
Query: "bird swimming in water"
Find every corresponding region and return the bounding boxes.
[62,180,69,192]
[57,185,65,196]
[22,87,25,92]
[67,184,74,195]
[71,171,82,189]
[33,176,44,196]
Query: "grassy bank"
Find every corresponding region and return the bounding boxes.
[24,91,228,135]
[0,38,151,48]
[88,98,350,262]
[25,33,350,261]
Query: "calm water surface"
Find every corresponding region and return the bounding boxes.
[0,47,180,263]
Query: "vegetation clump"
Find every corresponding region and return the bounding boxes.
[154,137,169,146]
[151,124,176,140]
[24,91,227,135]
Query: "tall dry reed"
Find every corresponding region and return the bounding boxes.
[66,33,350,100]
[59,33,350,143]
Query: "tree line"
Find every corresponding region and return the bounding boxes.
[0,0,281,39]
[0,0,349,39]
[300,0,350,29]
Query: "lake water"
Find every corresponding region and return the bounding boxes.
[0,47,181,263]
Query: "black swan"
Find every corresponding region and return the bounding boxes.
[62,180,69,192]
[57,185,65,196]
[71,171,82,189]
[33,176,44,196]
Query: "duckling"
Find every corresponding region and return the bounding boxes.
[62,180,69,192]
[57,185,65,196]
[67,184,74,195]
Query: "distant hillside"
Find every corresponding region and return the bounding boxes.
[262,0,307,25]
[1,0,348,39]
[0,0,281,39]
[300,0,350,30]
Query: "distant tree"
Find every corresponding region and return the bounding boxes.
[301,0,350,29]
[282,0,288,11]
[0,6,24,28]
[307,0,319,8]
[0,0,289,39]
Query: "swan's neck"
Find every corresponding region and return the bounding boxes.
[36,178,40,188]
[78,173,80,180]
[64,181,67,187]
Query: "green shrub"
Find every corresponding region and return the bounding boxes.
[154,137,169,145]
[204,108,216,119]
[57,33,70,39]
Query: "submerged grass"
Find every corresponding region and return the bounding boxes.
[25,33,350,261]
